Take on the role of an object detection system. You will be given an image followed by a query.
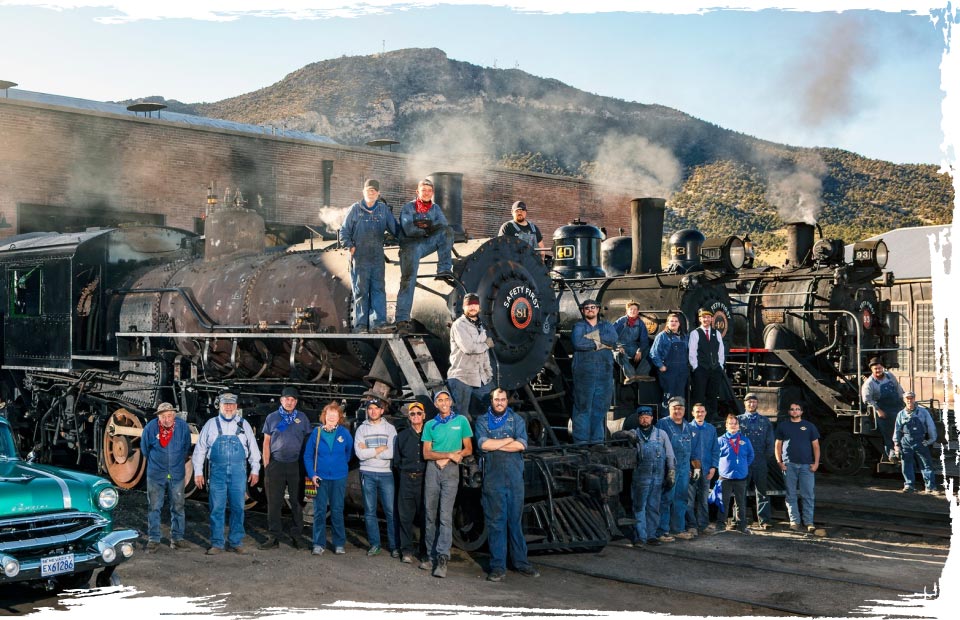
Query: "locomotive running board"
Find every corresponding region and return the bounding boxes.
[524,494,611,552]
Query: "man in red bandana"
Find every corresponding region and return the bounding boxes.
[395,178,455,331]
[141,402,193,552]
[715,414,754,534]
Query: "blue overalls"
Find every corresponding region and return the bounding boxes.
[571,320,618,443]
[208,418,249,550]
[651,331,688,411]
[656,419,693,536]
[898,411,935,491]
[477,410,534,573]
[875,380,903,458]
[396,201,453,322]
[631,428,670,543]
[340,199,399,331]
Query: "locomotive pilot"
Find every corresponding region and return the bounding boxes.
[395,178,455,332]
[192,392,261,555]
[475,388,540,581]
[860,357,904,462]
[688,308,725,422]
[339,178,399,334]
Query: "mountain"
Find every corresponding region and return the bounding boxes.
[122,48,954,250]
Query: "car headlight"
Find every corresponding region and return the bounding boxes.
[97,486,119,510]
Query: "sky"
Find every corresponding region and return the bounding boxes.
[0,1,952,166]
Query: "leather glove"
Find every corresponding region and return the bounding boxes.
[612,430,639,446]
[663,469,676,491]
[692,468,702,481]
[485,337,495,349]
[414,219,430,229]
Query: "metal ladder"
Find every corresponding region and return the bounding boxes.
[385,336,445,399]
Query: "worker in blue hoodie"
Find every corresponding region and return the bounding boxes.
[715,414,755,534]
[686,402,719,536]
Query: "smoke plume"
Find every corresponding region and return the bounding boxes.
[403,114,495,181]
[587,135,682,198]
[764,155,828,224]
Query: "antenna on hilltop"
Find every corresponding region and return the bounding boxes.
[493,58,497,69]
[382,40,385,55]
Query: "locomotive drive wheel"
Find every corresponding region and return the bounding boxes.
[102,409,146,489]
[821,431,866,476]
[452,487,488,551]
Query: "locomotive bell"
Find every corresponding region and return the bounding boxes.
[551,220,605,279]
[601,236,632,276]
[668,229,705,273]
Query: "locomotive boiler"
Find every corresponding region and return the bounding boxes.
[722,222,897,474]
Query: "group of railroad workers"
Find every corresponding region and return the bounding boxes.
[138,179,939,580]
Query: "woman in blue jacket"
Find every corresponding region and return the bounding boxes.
[715,414,754,533]
[304,402,354,555]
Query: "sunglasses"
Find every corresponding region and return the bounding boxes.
[409,409,425,416]
[582,305,598,310]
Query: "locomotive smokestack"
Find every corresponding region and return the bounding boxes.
[428,172,465,242]
[785,222,815,268]
[630,198,666,274]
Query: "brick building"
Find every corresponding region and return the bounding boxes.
[0,93,642,244]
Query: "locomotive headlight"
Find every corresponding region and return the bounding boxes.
[852,239,888,269]
[701,236,746,272]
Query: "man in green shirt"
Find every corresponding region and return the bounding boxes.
[420,388,473,578]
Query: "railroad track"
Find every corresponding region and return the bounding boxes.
[811,500,952,538]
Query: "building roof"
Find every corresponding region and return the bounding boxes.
[8,89,337,145]
[844,224,951,280]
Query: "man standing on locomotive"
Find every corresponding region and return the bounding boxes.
[259,387,312,550]
[655,396,696,542]
[192,392,261,555]
[570,299,619,443]
[395,178,455,332]
[650,312,688,412]
[497,200,545,253]
[339,178,399,334]
[448,293,495,419]
[141,402,193,552]
[475,388,540,582]
[688,308,725,422]
[738,393,775,530]
[775,402,820,533]
[420,388,473,578]
[861,357,904,462]
[893,391,939,494]
[613,301,654,384]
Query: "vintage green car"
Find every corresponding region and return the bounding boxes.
[0,413,138,589]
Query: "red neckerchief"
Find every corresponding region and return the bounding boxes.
[159,424,173,448]
[727,432,740,455]
[627,316,639,327]
[415,198,432,214]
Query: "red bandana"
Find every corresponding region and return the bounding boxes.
[415,198,432,214]
[159,424,173,448]
[627,316,639,327]
[727,433,740,455]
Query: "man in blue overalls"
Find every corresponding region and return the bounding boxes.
[395,178,455,331]
[614,406,676,547]
[650,312,689,412]
[893,391,939,493]
[475,388,540,582]
[738,392,775,530]
[860,357,904,461]
[655,396,695,542]
[339,178,399,333]
[192,393,261,555]
[571,299,619,443]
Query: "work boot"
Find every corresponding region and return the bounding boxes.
[205,546,223,556]
[170,539,191,551]
[312,546,325,556]
[702,524,717,535]
[258,537,279,550]
[657,534,675,543]
[675,530,695,540]
[900,486,915,493]
[396,320,414,335]
[789,523,802,532]
[419,558,434,571]
[517,565,540,578]
[486,569,506,582]
[401,553,414,564]
[806,524,816,533]
[229,545,247,554]
[433,555,448,578]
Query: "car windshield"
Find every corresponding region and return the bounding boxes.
[0,424,19,459]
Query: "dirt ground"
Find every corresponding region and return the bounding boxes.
[3,473,954,618]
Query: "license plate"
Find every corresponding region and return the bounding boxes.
[40,554,75,577]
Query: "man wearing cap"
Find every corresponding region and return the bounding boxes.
[475,388,539,582]
[861,357,904,461]
[738,393,775,530]
[655,396,696,541]
[686,402,719,536]
[571,299,619,443]
[396,178,455,331]
[141,402,193,552]
[613,301,654,384]
[393,401,429,564]
[420,388,473,578]
[613,406,676,547]
[775,402,820,533]
[893,392,938,493]
[688,308,725,422]
[448,293,494,420]
[193,393,261,554]
[259,387,312,550]
[497,201,544,252]
[354,397,398,557]
[340,178,400,334]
